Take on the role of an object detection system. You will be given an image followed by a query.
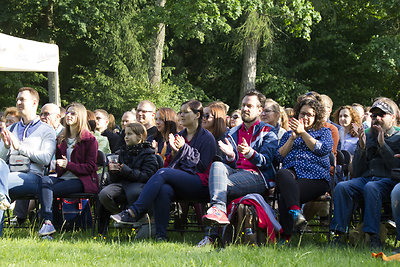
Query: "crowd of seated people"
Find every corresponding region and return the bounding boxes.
[1,86,400,251]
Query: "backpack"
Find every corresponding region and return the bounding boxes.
[53,198,93,231]
[222,193,282,246]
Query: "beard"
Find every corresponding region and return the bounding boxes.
[242,113,257,124]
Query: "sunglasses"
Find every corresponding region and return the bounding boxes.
[370,112,387,119]
[231,114,240,120]
[202,114,213,120]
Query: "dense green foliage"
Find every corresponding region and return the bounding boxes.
[0,0,399,117]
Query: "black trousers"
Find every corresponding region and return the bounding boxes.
[98,181,146,234]
[276,169,330,235]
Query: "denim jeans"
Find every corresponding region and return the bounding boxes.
[208,162,266,213]
[330,177,397,234]
[391,183,400,241]
[40,176,83,221]
[129,168,209,238]
[0,159,10,236]
[8,171,41,200]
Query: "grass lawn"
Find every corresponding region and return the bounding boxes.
[0,225,398,266]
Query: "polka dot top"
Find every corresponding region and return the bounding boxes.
[276,127,333,181]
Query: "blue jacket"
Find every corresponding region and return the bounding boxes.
[224,121,278,188]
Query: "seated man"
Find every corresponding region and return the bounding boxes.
[0,87,56,228]
[202,90,278,227]
[330,98,400,249]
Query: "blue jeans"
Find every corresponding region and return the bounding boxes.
[0,159,10,236]
[330,177,397,234]
[391,183,400,240]
[208,162,266,213]
[129,168,209,238]
[8,171,41,199]
[40,176,83,221]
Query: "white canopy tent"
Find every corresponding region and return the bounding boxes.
[0,33,60,105]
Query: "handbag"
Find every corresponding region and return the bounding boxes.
[8,150,30,173]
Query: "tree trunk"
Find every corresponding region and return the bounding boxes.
[45,0,61,106]
[240,36,259,101]
[148,0,166,89]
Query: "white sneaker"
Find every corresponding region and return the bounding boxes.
[197,236,214,247]
[0,193,10,211]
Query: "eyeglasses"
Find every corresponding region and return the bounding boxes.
[202,114,213,120]
[299,112,315,118]
[262,109,276,114]
[137,109,154,114]
[40,112,55,117]
[370,112,387,119]
[231,114,240,120]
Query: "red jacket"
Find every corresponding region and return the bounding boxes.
[56,129,99,193]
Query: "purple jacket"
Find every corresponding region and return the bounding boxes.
[56,130,99,193]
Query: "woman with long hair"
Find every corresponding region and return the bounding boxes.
[151,107,178,160]
[38,103,99,237]
[333,105,361,155]
[275,98,333,241]
[111,100,217,240]
[261,98,287,142]
[202,102,227,159]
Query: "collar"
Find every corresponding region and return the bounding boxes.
[240,120,260,132]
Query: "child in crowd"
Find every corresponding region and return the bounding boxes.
[98,122,159,235]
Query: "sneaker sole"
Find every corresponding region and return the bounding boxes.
[110,215,135,225]
[202,216,230,226]
[39,229,56,236]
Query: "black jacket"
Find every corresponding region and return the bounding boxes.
[110,142,159,183]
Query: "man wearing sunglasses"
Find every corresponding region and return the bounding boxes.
[331,99,400,250]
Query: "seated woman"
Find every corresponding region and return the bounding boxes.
[333,105,361,155]
[229,109,242,128]
[275,97,333,240]
[202,102,227,160]
[38,103,99,237]
[261,98,288,143]
[150,107,178,161]
[110,100,217,240]
[3,107,21,127]
[98,123,159,235]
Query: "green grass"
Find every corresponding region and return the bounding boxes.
[0,227,398,266]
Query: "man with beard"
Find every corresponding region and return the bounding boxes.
[330,99,400,249]
[201,90,278,229]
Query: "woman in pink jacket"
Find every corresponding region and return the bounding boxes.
[38,102,98,237]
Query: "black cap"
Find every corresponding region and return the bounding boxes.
[370,101,394,115]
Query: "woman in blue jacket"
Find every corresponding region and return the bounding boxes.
[111,100,217,240]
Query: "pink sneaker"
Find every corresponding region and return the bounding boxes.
[202,206,230,226]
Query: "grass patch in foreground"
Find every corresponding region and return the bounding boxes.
[0,228,398,266]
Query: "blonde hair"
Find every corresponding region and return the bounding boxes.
[59,103,88,144]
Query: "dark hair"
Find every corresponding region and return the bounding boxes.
[205,102,227,139]
[294,98,325,130]
[154,107,178,141]
[182,99,203,130]
[244,90,266,108]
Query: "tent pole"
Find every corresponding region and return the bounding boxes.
[48,71,60,106]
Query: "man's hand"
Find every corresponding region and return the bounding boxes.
[353,123,366,150]
[372,124,385,147]
[238,137,251,156]
[218,138,235,158]
[1,129,20,150]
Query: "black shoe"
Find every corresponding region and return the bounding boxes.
[330,231,347,247]
[110,210,137,225]
[369,233,382,251]
[289,209,307,227]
